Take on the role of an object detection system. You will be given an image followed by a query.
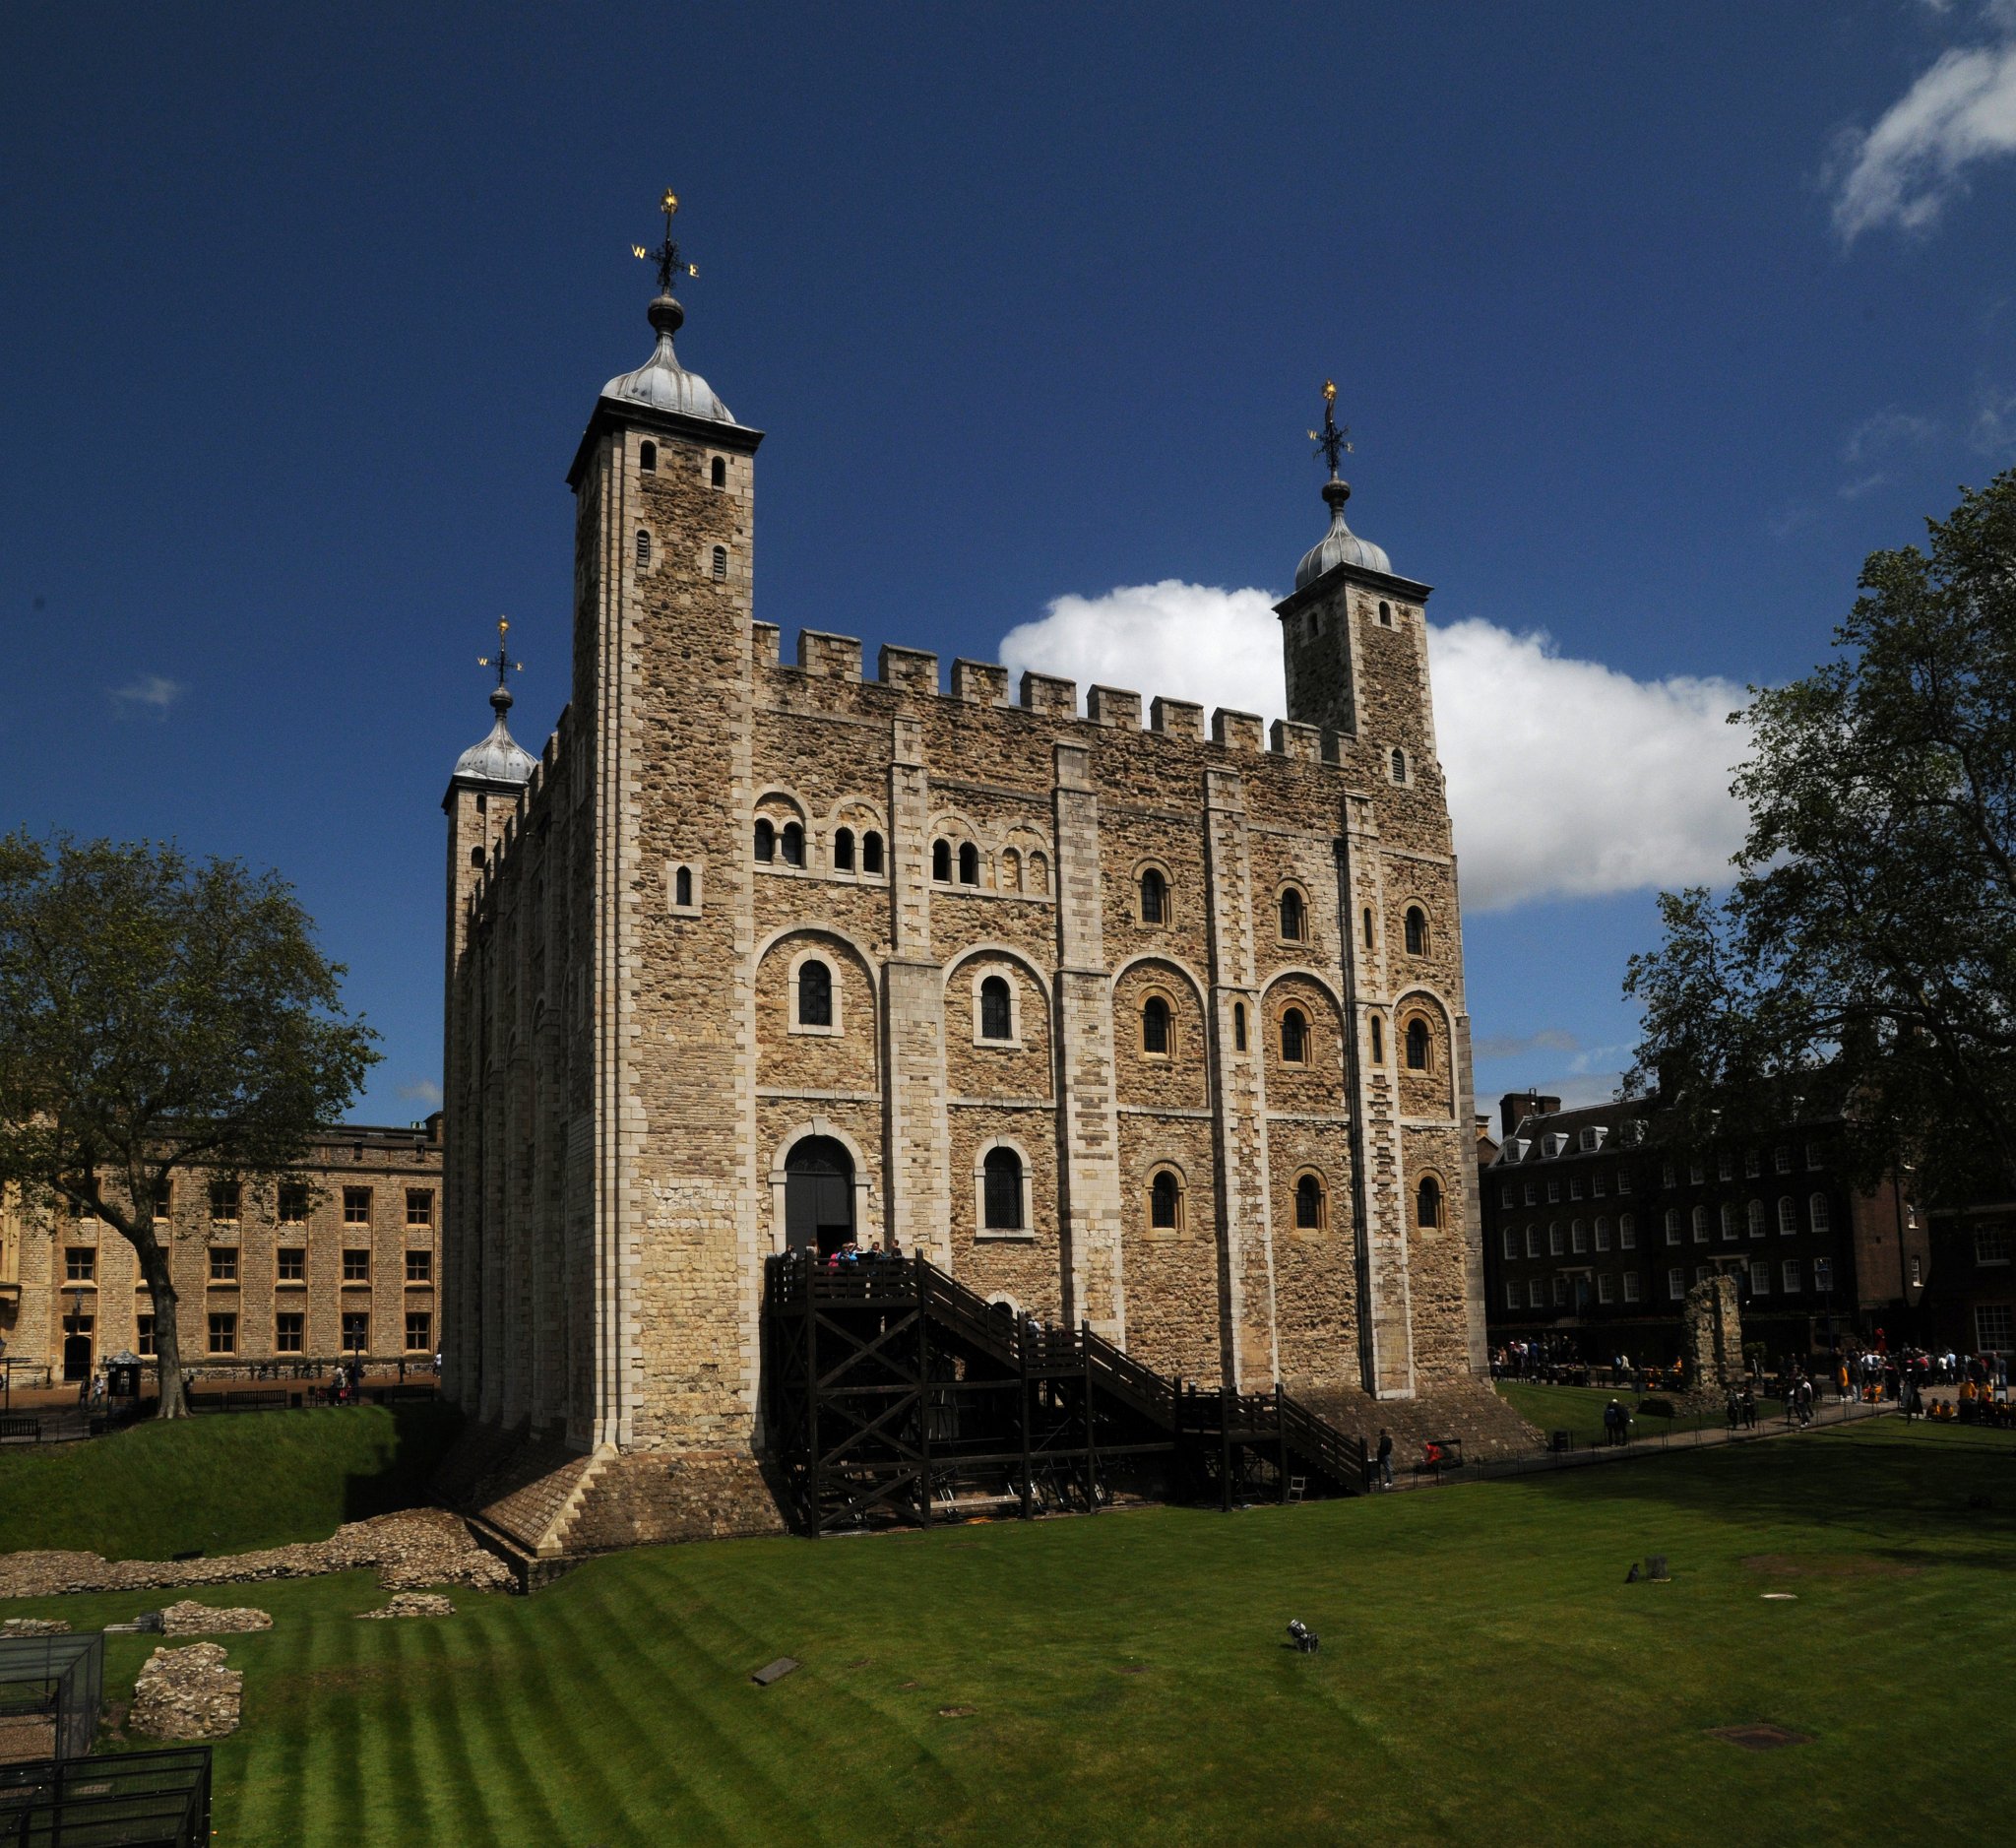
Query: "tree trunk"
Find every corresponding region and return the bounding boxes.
[134,1236,189,1420]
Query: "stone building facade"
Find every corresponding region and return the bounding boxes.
[0,1121,442,1388]
[1481,1090,1924,1366]
[441,270,1510,1554]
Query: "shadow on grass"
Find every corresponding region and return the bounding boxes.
[341,1399,463,1524]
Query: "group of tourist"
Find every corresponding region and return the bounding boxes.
[323,1360,366,1406]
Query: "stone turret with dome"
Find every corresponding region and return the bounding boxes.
[598,188,740,427]
[451,619,537,789]
[1293,381,1393,588]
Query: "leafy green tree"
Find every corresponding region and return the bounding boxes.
[1625,469,2016,1202]
[0,834,378,1416]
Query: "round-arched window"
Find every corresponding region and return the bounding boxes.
[754,819,775,862]
[958,842,979,886]
[833,827,855,871]
[932,839,952,882]
[1406,1017,1432,1070]
[1142,994,1171,1056]
[1417,1175,1442,1229]
[1140,867,1167,924]
[1280,1007,1308,1065]
[797,959,833,1029]
[979,975,1013,1042]
[983,1147,1024,1230]
[1295,1175,1325,1230]
[1150,1170,1181,1230]
[1405,907,1428,955]
[1280,888,1306,942]
[781,822,805,867]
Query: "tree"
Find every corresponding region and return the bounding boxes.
[0,834,379,1416]
[1624,469,2016,1204]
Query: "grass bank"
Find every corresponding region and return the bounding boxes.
[7,1419,2012,1844]
[0,1401,460,1559]
[1496,1378,1790,1444]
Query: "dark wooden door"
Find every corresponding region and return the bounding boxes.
[785,1136,854,1256]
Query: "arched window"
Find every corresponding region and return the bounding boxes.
[1693,1205,1709,1243]
[833,827,855,871]
[1280,1007,1308,1065]
[1001,847,1022,892]
[754,819,776,862]
[1362,907,1374,949]
[983,1147,1024,1231]
[640,440,657,472]
[712,544,728,581]
[1809,1192,1831,1236]
[979,976,1013,1042]
[1405,907,1427,955]
[1748,1199,1767,1239]
[1369,1015,1384,1064]
[1140,867,1167,924]
[932,839,952,882]
[469,846,484,867]
[1417,1175,1442,1228]
[797,959,833,1028]
[1390,747,1408,784]
[1028,852,1048,895]
[1666,1207,1682,1244]
[1150,1169,1181,1231]
[674,866,693,907]
[1279,887,1306,941]
[1405,1017,1431,1070]
[1778,1196,1798,1235]
[636,530,652,568]
[1378,600,1392,626]
[711,456,726,488]
[861,831,884,874]
[1142,994,1171,1056]
[1295,1174,1325,1231]
[781,822,805,867]
[958,842,979,885]
[1232,1001,1247,1052]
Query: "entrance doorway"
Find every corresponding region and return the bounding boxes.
[62,1327,94,1383]
[785,1136,855,1257]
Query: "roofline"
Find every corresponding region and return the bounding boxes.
[567,396,766,489]
[442,770,535,813]
[1273,557,1434,621]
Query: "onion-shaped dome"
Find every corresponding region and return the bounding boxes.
[453,686,537,785]
[1294,478,1392,589]
[600,293,734,423]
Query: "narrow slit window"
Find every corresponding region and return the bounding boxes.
[1232,1001,1247,1052]
[1362,907,1374,949]
[1390,747,1407,784]
[1370,1015,1384,1064]
[674,865,693,907]
[636,530,651,568]
[711,544,727,581]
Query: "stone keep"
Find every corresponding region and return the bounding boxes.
[439,276,1504,1554]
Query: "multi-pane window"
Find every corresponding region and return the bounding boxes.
[208,1312,237,1355]
[64,1246,95,1283]
[983,1148,1025,1231]
[406,1312,432,1352]
[1591,1172,1606,1198]
[1546,1181,1561,1204]
[1781,1259,1801,1292]
[152,1179,171,1221]
[1595,1218,1611,1252]
[1692,1206,1709,1244]
[1528,1280,1544,1308]
[209,1246,237,1283]
[1523,1182,1536,1207]
[1721,1204,1738,1242]
[1775,1146,1794,1175]
[278,1247,306,1283]
[344,1249,370,1283]
[342,1312,368,1354]
[1525,1227,1540,1258]
[1813,1257,1833,1293]
[137,1314,156,1357]
[1688,1159,1705,1185]
[979,977,1013,1042]
[1569,1177,1585,1202]
[1744,1149,1762,1179]
[1668,1267,1685,1301]
[1501,1184,1515,1210]
[1750,1259,1771,1295]
[1571,1220,1588,1254]
[1622,1272,1642,1303]
[1977,1305,2012,1352]
[797,960,833,1029]
[1717,1152,1733,1181]
[210,1179,240,1222]
[1505,1281,1521,1310]
[1616,1169,1632,1195]
[1501,1228,1517,1260]
[275,1312,304,1354]
[1976,1228,2011,1265]
[1665,1209,1681,1246]
[1809,1193,1831,1236]
[1551,1276,1566,1306]
[343,1187,372,1227]
[1779,1196,1798,1235]
[406,1249,432,1283]
[1548,1223,1565,1256]
[279,1183,308,1225]
[1598,1274,1615,1305]
[1748,1199,1766,1240]
[1619,1214,1637,1250]
[1661,1161,1676,1188]
[406,1189,434,1229]
[1804,1142,1825,1170]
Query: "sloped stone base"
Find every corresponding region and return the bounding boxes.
[1292,1373,1542,1463]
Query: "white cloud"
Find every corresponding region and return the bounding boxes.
[108,673,185,717]
[1474,1029,1582,1061]
[1830,33,2016,240]
[1842,409,1936,464]
[1974,381,2016,452]
[999,583,1751,913]
[399,1079,444,1108]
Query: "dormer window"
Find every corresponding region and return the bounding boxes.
[1579,1126,1609,1154]
[1543,1133,1568,1159]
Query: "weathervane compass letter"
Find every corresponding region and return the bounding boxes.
[1308,379,1354,480]
[631,187,700,295]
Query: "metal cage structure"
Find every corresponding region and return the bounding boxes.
[0,1746,214,1847]
[0,1633,102,1765]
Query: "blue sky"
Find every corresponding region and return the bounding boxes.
[5,3,2015,1122]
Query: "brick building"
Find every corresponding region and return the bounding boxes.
[1480,1089,1924,1365]
[0,1120,442,1388]
[1917,1201,2014,1359]
[440,247,1521,1557]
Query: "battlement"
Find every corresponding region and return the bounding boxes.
[756,624,1354,769]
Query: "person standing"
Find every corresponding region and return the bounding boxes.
[1376,1429,1394,1490]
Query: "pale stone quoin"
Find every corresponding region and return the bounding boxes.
[438,272,1520,1557]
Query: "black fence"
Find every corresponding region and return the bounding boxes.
[0,1633,102,1764]
[0,1747,213,1847]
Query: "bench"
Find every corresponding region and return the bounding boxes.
[212,1388,289,1414]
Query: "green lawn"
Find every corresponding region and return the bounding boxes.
[0,1402,461,1558]
[6,1420,2013,1844]
[1496,1379,1789,1444]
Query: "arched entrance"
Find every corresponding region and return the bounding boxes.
[785,1136,856,1257]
